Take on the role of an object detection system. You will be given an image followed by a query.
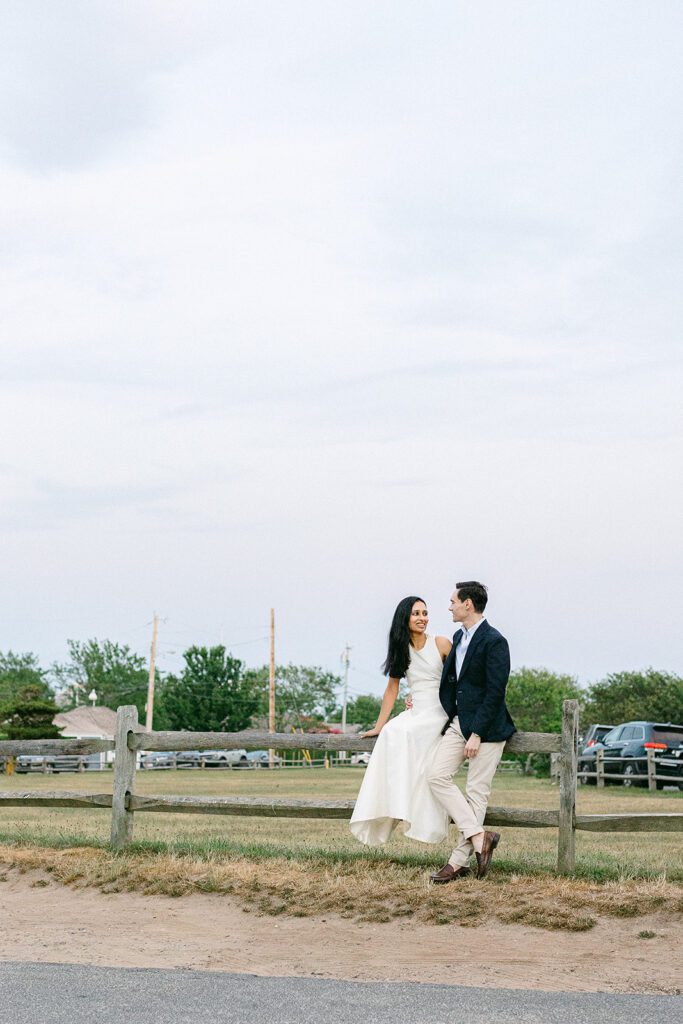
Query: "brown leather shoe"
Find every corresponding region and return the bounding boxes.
[475,831,500,879]
[429,864,471,885]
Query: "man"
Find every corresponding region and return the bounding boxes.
[427,581,516,882]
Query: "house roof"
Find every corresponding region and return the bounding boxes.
[53,705,146,738]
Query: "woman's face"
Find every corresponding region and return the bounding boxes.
[409,601,428,634]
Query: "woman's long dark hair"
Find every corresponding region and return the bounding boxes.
[382,596,426,679]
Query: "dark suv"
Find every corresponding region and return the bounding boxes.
[580,724,614,749]
[579,721,683,789]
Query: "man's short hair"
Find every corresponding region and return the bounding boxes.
[456,581,488,613]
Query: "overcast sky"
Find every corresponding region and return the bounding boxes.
[2,1,681,700]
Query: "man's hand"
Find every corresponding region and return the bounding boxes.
[405,695,413,710]
[464,733,481,759]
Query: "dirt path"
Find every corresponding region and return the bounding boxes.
[1,869,680,995]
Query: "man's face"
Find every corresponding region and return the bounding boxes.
[449,589,468,623]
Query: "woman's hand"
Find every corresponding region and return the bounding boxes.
[360,727,381,738]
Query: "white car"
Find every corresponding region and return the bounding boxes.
[350,751,371,765]
[246,750,282,768]
[200,749,249,767]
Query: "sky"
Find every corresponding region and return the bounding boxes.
[1,1,682,702]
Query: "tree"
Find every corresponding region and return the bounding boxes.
[157,646,259,732]
[1,696,61,740]
[0,650,52,706]
[340,694,383,729]
[328,693,407,730]
[51,639,151,719]
[506,667,585,734]
[243,664,341,730]
[505,667,585,776]
[584,670,683,726]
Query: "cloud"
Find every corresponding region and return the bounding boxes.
[0,1,222,171]
[0,477,181,531]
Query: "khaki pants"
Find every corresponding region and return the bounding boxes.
[427,718,506,868]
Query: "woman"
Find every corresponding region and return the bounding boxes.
[349,596,452,845]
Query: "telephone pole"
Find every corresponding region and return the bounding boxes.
[268,608,276,768]
[340,643,351,760]
[145,613,158,732]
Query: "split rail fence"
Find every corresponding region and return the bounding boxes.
[1,700,681,876]
[578,749,683,791]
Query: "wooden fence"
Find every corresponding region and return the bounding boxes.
[1,700,681,875]
[579,748,683,791]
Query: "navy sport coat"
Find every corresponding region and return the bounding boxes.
[439,619,516,742]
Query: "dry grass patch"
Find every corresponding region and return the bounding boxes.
[1,842,680,934]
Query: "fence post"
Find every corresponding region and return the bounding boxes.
[111,705,138,850]
[596,748,605,788]
[647,749,657,792]
[557,699,579,875]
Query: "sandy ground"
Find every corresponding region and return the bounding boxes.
[1,869,680,995]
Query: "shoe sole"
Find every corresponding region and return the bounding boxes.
[430,870,471,885]
[476,833,500,879]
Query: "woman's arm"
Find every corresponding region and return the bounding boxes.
[435,635,452,663]
[361,677,400,737]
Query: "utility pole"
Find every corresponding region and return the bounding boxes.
[340,644,351,760]
[268,608,276,768]
[145,613,158,732]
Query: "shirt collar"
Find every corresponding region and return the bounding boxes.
[462,616,486,640]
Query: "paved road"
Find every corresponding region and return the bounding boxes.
[1,962,680,1024]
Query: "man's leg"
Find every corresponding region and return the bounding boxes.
[427,720,483,857]
[448,739,506,867]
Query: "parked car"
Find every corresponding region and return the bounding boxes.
[15,755,53,773]
[350,751,371,765]
[201,749,249,767]
[580,724,614,748]
[16,753,89,773]
[579,721,683,788]
[175,750,203,767]
[51,755,84,773]
[245,750,282,768]
[141,751,178,769]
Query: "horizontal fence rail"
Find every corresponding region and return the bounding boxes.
[2,793,682,838]
[574,813,683,833]
[580,771,680,783]
[0,792,114,809]
[0,791,560,827]
[130,729,562,754]
[0,739,114,756]
[2,701,682,877]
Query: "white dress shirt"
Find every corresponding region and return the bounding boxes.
[455,616,486,678]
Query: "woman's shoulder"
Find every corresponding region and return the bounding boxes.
[434,635,452,657]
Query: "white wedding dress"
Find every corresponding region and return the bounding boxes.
[349,634,449,845]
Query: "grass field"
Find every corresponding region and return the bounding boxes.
[1,767,681,931]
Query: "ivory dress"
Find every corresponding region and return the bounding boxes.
[349,635,449,845]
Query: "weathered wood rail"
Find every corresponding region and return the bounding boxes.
[130,728,563,754]
[2,700,681,875]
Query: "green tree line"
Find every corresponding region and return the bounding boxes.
[1,645,682,739]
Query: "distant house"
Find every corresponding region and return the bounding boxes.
[53,706,146,768]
